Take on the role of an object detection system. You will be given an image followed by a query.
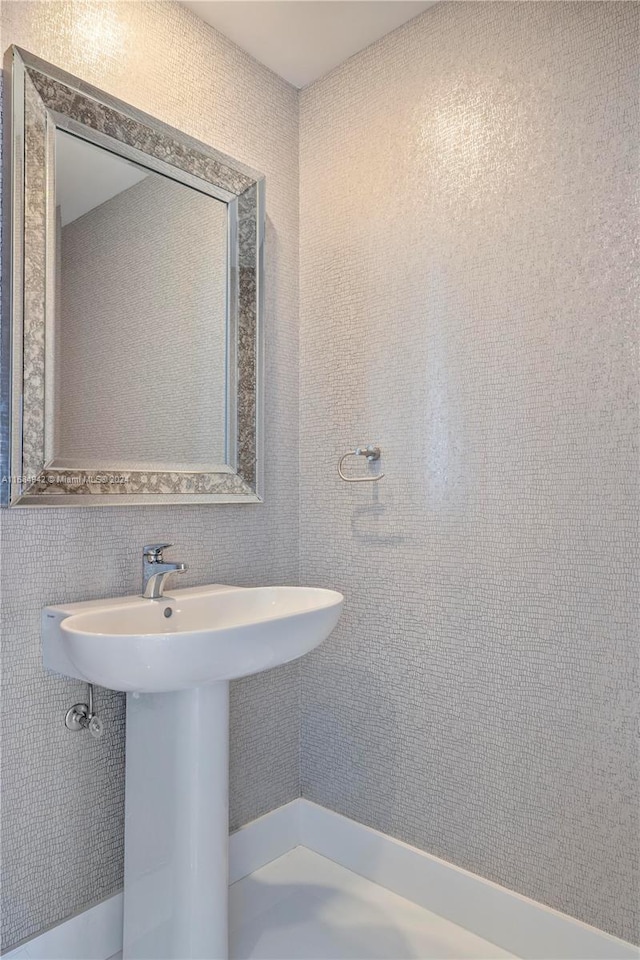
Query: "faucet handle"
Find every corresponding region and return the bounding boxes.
[143,543,172,562]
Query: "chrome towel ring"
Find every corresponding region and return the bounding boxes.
[338,445,384,482]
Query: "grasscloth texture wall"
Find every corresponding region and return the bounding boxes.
[299,1,639,944]
[0,1,298,951]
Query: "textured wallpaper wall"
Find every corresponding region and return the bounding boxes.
[299,1,639,944]
[0,1,299,951]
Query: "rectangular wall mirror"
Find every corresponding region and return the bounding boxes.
[1,47,264,505]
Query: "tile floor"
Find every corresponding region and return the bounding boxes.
[110,846,515,959]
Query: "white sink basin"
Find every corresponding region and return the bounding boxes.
[43,583,343,692]
[43,580,343,960]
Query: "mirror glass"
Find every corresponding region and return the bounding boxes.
[53,130,229,471]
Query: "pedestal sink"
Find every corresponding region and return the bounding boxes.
[42,584,343,960]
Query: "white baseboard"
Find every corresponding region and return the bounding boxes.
[4,798,638,960]
[298,799,639,960]
[229,799,300,884]
[2,893,124,960]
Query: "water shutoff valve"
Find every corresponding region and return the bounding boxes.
[65,683,104,739]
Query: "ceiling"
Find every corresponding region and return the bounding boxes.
[181,1,438,88]
[56,131,149,225]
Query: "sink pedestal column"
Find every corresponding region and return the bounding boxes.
[123,682,229,960]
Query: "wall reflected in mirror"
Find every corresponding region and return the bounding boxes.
[52,130,229,471]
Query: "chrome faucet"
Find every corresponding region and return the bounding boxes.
[142,544,187,599]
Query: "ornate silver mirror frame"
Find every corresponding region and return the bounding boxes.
[1,46,264,506]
